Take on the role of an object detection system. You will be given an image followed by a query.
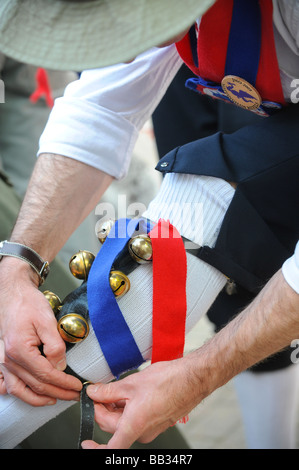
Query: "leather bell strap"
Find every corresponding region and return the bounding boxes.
[78,382,95,448]
[176,0,285,113]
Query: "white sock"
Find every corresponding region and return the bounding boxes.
[234,365,299,449]
[0,174,234,448]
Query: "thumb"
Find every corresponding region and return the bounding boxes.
[87,382,127,403]
[37,307,67,371]
[81,440,107,449]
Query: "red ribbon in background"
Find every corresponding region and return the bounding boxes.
[30,68,54,108]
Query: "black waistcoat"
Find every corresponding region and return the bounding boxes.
[156,104,299,295]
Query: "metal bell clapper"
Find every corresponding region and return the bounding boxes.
[69,250,95,280]
[109,270,130,297]
[97,219,115,244]
[43,290,62,315]
[128,234,152,264]
[57,313,89,343]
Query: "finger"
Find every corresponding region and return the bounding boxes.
[36,314,68,371]
[0,370,6,395]
[93,402,123,433]
[30,296,68,371]
[87,382,127,404]
[87,383,141,448]
[0,380,6,395]
[81,440,107,449]
[0,343,6,394]
[105,408,142,449]
[1,365,57,406]
[2,355,81,400]
[28,354,82,392]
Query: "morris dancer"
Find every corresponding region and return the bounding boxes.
[0,0,298,449]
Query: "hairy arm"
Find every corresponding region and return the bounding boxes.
[0,153,113,405]
[83,269,299,448]
[10,153,112,259]
[0,46,183,405]
[187,270,299,394]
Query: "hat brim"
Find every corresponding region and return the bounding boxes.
[0,0,214,71]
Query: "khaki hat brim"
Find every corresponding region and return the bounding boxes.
[0,0,214,70]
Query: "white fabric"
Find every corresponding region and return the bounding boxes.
[273,0,299,101]
[143,173,234,248]
[282,242,299,294]
[0,174,233,449]
[234,365,299,449]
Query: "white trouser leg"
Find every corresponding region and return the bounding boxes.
[0,174,234,449]
[234,364,299,449]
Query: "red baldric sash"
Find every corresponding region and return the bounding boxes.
[176,0,286,117]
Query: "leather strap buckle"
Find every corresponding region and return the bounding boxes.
[0,240,50,286]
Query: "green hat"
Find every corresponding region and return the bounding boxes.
[0,0,214,71]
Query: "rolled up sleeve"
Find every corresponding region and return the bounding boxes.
[38,45,183,179]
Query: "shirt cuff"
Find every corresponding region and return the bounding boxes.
[282,242,299,294]
[38,97,138,180]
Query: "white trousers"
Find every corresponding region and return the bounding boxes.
[234,365,299,449]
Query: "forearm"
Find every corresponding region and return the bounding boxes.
[186,269,299,400]
[9,153,113,261]
[0,153,112,404]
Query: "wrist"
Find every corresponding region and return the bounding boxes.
[0,240,50,286]
[182,332,240,401]
[0,254,41,287]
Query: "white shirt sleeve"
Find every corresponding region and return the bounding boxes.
[38,45,183,179]
[282,242,299,294]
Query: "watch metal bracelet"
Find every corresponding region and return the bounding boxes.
[0,240,50,286]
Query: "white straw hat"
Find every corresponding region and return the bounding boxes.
[0,0,214,70]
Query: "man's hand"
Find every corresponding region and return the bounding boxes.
[82,359,203,449]
[81,270,299,449]
[0,154,113,406]
[0,257,82,405]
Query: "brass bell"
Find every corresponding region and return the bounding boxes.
[69,250,95,280]
[97,219,115,244]
[57,313,89,343]
[109,270,130,297]
[128,235,152,264]
[43,290,62,314]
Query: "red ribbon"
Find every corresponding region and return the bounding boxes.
[149,219,187,364]
[29,68,54,108]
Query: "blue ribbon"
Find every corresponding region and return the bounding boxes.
[87,218,148,377]
[188,24,199,68]
[188,0,262,85]
[225,0,261,86]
